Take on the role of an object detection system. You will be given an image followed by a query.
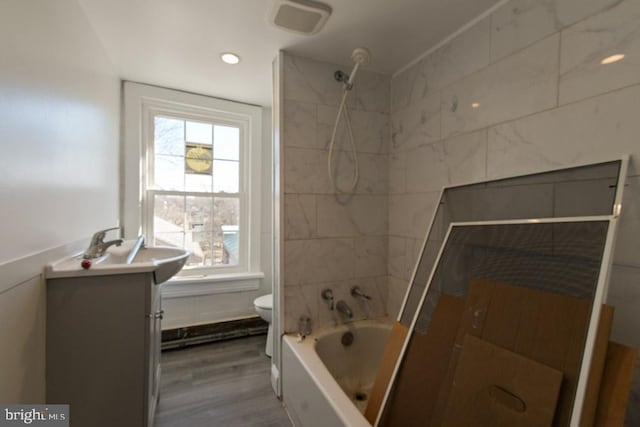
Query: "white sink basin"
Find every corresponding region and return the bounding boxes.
[45,240,190,284]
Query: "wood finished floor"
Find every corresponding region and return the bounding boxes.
[154,335,292,427]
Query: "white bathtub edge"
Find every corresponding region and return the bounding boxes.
[283,334,371,427]
[282,319,392,427]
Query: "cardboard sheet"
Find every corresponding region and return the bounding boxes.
[378,278,616,427]
[594,341,638,427]
[364,321,409,424]
[378,294,465,427]
[432,278,597,427]
[442,335,563,427]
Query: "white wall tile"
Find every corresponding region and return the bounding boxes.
[560,0,640,105]
[355,237,388,278]
[388,236,409,280]
[318,108,389,155]
[391,90,441,152]
[353,153,389,194]
[316,104,343,151]
[405,130,487,193]
[389,192,441,239]
[316,195,388,237]
[284,195,316,240]
[555,0,624,25]
[353,69,391,113]
[283,54,344,106]
[349,276,388,319]
[282,52,390,332]
[391,62,424,113]
[284,283,319,333]
[405,142,448,193]
[284,148,331,194]
[389,150,407,194]
[487,85,640,178]
[350,110,390,155]
[284,238,355,285]
[442,130,488,185]
[283,100,317,149]
[491,0,562,62]
[490,0,621,62]
[442,34,559,138]
[424,17,492,93]
[387,275,410,320]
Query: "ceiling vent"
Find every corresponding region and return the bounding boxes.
[269,0,332,35]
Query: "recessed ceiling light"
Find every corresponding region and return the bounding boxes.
[601,54,625,65]
[471,102,480,108]
[220,52,240,65]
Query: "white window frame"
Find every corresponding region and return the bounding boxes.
[123,82,263,292]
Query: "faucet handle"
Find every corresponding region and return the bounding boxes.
[351,286,371,300]
[321,289,334,310]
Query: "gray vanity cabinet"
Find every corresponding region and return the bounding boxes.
[46,272,162,427]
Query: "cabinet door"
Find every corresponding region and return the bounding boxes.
[147,285,162,426]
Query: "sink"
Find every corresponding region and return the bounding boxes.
[45,239,190,284]
[132,246,190,284]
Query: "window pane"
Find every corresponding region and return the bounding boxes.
[214,125,240,160]
[185,173,213,192]
[214,197,239,266]
[154,232,185,248]
[186,196,213,267]
[186,121,212,145]
[154,155,184,190]
[154,117,184,156]
[185,232,213,267]
[186,196,212,235]
[153,194,185,232]
[213,160,239,193]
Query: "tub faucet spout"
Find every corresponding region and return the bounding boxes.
[336,300,353,319]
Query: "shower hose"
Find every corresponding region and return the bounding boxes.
[327,87,359,194]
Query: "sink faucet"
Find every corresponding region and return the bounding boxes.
[84,227,124,259]
[336,300,353,319]
[351,286,371,300]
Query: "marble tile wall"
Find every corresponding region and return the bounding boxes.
[389,0,640,422]
[282,53,391,333]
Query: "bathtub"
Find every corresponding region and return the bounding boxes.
[282,319,392,427]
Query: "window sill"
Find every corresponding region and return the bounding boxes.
[162,272,264,298]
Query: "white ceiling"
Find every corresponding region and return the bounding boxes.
[78,0,502,107]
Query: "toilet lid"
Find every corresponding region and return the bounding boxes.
[254,294,272,310]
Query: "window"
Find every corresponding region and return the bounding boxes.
[149,115,242,269]
[123,82,262,285]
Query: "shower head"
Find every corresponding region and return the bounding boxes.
[351,47,371,65]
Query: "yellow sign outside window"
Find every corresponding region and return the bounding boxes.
[185,143,213,175]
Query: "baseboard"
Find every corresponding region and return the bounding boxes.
[161,316,268,350]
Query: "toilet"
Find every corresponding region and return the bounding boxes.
[253,293,273,357]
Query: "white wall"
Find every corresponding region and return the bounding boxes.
[388,0,640,422]
[161,107,274,328]
[0,0,120,402]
